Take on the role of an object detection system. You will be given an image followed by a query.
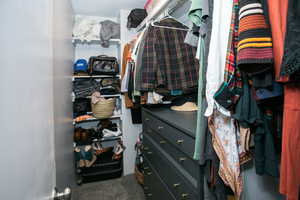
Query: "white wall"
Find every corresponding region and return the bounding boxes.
[120,10,143,175]
[71,0,144,17]
[0,0,56,199]
[53,0,75,189]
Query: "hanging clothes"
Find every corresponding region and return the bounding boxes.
[139,18,199,91]
[134,29,148,92]
[188,0,211,163]
[267,0,289,82]
[208,111,243,199]
[233,73,279,177]
[280,86,300,200]
[204,0,233,117]
[280,0,300,80]
[223,0,242,105]
[205,0,246,199]
[236,0,274,75]
[121,43,134,108]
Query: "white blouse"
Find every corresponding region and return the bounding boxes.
[204,0,233,117]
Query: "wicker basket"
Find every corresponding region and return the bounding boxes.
[91,98,116,119]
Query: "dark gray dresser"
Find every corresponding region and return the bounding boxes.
[142,107,204,200]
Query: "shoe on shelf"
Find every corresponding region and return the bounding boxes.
[170,102,198,112]
[112,141,126,160]
[74,147,86,168]
[85,154,97,167]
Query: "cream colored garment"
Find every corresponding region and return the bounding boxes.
[91,92,105,104]
[205,0,233,117]
[73,15,101,42]
[208,111,243,199]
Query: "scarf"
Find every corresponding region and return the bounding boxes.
[237,0,274,75]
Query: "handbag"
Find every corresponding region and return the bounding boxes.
[88,55,119,75]
[127,9,147,28]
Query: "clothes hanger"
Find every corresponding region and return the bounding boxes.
[150,10,189,31]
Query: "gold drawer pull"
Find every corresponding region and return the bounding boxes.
[147,151,153,155]
[173,183,181,188]
[158,126,164,130]
[144,186,149,190]
[176,139,184,144]
[146,193,153,197]
[147,172,152,175]
[145,118,150,121]
[144,166,149,170]
[179,157,187,162]
[159,140,166,144]
[144,147,149,151]
[182,193,189,198]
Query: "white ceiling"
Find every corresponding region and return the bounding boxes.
[71,0,145,17]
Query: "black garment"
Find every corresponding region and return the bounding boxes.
[192,24,200,37]
[233,74,262,128]
[127,62,134,101]
[251,70,273,89]
[253,108,279,177]
[130,105,142,124]
[280,0,300,77]
[233,74,279,177]
[204,150,227,200]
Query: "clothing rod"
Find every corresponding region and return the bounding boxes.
[137,0,189,32]
[137,0,172,32]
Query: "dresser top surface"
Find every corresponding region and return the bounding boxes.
[143,106,197,138]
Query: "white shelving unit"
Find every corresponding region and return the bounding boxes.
[72,75,121,80]
[72,15,124,177]
[73,115,122,125]
[73,11,142,177]
[72,38,121,46]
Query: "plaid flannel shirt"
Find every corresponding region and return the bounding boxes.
[224,0,243,103]
[140,18,199,91]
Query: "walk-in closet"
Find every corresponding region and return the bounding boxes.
[0,0,299,200]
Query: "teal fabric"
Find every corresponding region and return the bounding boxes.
[171,90,183,96]
[193,37,206,160]
[189,0,204,26]
[189,0,207,161]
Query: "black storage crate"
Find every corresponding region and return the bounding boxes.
[76,149,123,184]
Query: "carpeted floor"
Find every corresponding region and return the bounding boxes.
[72,175,145,200]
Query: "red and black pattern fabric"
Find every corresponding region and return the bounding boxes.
[224,0,242,104]
[140,18,199,91]
[237,0,274,74]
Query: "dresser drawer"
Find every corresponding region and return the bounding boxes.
[143,134,198,199]
[143,157,176,200]
[143,111,195,159]
[144,125,199,180]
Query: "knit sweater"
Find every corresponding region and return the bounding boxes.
[237,0,274,74]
